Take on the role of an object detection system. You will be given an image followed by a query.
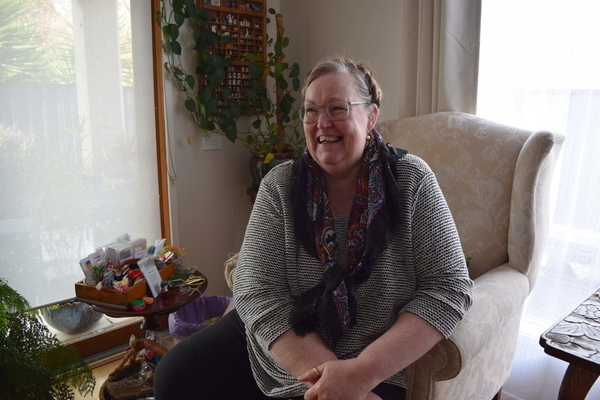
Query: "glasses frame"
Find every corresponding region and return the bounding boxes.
[298,101,371,124]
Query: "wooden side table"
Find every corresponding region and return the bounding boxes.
[78,273,208,339]
[539,287,600,400]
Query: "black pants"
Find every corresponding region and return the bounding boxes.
[153,309,406,400]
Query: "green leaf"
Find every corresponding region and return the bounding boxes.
[283,93,296,104]
[205,98,219,116]
[277,76,288,90]
[229,101,241,118]
[292,77,300,92]
[184,98,197,112]
[280,99,291,114]
[283,37,290,48]
[210,68,226,86]
[270,134,281,144]
[185,74,195,89]
[171,40,182,56]
[289,63,300,78]
[259,143,273,153]
[249,63,263,80]
[200,84,214,104]
[268,8,276,15]
[274,42,283,57]
[168,23,180,40]
[274,63,285,78]
[186,0,197,16]
[221,106,233,119]
[222,35,233,45]
[261,97,271,113]
[252,118,262,129]
[245,88,258,101]
[219,115,238,142]
[174,11,185,27]
[173,0,185,12]
[222,87,231,99]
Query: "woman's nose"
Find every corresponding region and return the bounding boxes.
[316,110,332,129]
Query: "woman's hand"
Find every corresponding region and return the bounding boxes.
[297,359,382,400]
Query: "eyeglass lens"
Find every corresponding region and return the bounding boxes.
[300,102,351,123]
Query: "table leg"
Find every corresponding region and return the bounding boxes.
[558,363,599,400]
[141,315,161,341]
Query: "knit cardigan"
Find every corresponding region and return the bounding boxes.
[234,153,474,398]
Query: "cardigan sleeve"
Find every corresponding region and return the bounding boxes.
[233,165,297,350]
[399,169,474,338]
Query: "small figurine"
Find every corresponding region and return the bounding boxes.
[230,0,236,8]
[226,14,234,24]
[250,4,261,12]
[211,25,217,33]
[245,28,250,39]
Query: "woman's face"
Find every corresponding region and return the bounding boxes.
[303,71,378,179]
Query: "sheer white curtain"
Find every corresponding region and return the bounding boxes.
[398,0,481,118]
[477,1,600,399]
[0,0,161,308]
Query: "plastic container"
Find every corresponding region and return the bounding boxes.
[168,295,232,340]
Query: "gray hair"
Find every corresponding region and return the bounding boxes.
[301,58,383,108]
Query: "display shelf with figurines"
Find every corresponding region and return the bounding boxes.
[199,0,266,111]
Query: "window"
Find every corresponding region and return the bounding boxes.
[0,0,163,310]
[477,1,600,398]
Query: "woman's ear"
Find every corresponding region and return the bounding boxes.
[367,104,379,131]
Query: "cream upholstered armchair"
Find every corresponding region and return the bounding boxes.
[383,112,564,400]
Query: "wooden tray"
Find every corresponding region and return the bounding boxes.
[75,263,176,306]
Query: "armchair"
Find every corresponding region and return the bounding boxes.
[383,112,564,400]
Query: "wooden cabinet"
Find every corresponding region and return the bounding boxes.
[198,0,267,104]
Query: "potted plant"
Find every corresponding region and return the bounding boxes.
[0,279,95,399]
[158,0,305,188]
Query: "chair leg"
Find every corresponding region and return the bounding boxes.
[491,388,502,400]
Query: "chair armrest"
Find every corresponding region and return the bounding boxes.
[406,265,529,399]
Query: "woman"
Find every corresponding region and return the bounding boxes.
[154,58,473,400]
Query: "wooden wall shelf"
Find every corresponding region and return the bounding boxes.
[198,0,266,105]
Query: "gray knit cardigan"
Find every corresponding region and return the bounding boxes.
[234,153,474,398]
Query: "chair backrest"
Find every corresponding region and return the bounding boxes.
[383,112,564,289]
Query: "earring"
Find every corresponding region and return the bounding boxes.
[366,134,372,140]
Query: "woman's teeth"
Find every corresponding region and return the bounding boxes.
[318,136,341,144]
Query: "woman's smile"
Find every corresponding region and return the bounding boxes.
[317,135,342,144]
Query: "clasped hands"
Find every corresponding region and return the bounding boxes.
[297,359,382,400]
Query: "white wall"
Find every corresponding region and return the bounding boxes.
[280,0,404,122]
[165,0,404,296]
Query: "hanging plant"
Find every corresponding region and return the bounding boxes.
[158,0,305,156]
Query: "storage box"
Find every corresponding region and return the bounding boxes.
[75,263,176,306]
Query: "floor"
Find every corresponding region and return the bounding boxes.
[71,329,179,400]
[73,358,121,400]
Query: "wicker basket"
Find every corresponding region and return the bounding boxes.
[100,336,168,400]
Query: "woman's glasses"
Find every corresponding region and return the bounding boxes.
[298,101,370,124]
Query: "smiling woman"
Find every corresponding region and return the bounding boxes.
[0,0,165,324]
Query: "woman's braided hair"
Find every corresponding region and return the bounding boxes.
[301,58,382,108]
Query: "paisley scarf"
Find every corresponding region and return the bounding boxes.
[291,130,406,344]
